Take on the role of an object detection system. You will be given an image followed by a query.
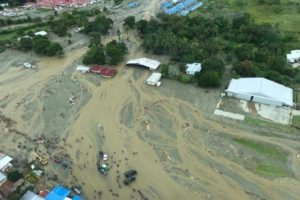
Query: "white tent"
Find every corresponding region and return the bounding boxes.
[185,63,202,75]
[76,65,90,73]
[34,31,48,36]
[0,154,13,171]
[126,58,161,70]
[145,72,162,86]
[20,191,45,200]
[226,78,293,107]
[287,50,300,63]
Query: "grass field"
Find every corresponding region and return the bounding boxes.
[292,116,300,128]
[256,164,290,178]
[234,138,287,162]
[234,137,291,178]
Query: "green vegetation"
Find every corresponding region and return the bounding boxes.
[234,138,287,162]
[7,170,23,182]
[106,40,127,65]
[134,13,299,87]
[114,0,123,5]
[292,116,300,128]
[256,164,289,178]
[245,116,287,129]
[123,16,136,30]
[84,14,113,35]
[83,40,127,65]
[16,35,62,56]
[234,137,291,178]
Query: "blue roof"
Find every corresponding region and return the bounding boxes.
[72,195,82,200]
[45,186,71,200]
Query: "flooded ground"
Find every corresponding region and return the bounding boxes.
[1,1,300,200]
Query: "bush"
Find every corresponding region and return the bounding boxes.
[82,45,106,65]
[160,64,169,78]
[197,71,221,87]
[7,170,23,182]
[178,74,192,83]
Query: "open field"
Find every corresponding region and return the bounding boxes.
[1,1,300,200]
[191,0,300,47]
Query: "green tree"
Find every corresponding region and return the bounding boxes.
[202,57,225,76]
[32,36,51,55]
[7,170,23,182]
[197,71,221,87]
[48,42,63,56]
[18,37,33,51]
[83,45,106,65]
[123,16,135,30]
[105,40,127,65]
[160,64,169,78]
[233,60,257,76]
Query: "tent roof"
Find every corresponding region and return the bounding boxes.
[0,154,13,170]
[0,172,6,182]
[20,191,45,200]
[126,58,161,70]
[226,78,293,106]
[146,72,162,83]
[45,186,70,200]
[186,63,202,73]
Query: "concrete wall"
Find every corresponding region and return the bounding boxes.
[227,92,284,107]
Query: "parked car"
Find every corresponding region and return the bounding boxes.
[99,151,108,161]
[124,170,137,178]
[123,176,136,185]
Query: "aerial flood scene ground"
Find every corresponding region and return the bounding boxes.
[0,0,300,199]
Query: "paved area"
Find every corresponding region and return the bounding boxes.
[239,100,292,124]
[214,109,245,121]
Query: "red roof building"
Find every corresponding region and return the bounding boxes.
[90,65,117,78]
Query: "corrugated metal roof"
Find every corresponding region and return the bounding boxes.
[226,78,293,106]
[126,58,161,70]
[0,155,13,170]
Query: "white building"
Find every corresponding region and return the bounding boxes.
[76,65,90,73]
[34,31,48,36]
[145,72,162,86]
[225,78,293,107]
[126,58,161,70]
[0,153,13,171]
[287,50,300,63]
[185,63,202,75]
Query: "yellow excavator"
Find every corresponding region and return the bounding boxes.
[35,153,48,166]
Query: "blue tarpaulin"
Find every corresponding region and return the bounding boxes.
[45,186,71,200]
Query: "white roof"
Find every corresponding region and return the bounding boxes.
[226,78,293,106]
[186,63,202,75]
[76,65,90,71]
[20,191,45,200]
[146,72,162,83]
[287,49,300,61]
[0,154,13,170]
[0,172,6,182]
[34,31,48,36]
[126,58,161,70]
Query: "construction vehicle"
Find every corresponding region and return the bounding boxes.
[36,154,48,166]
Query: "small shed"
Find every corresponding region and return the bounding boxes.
[146,72,162,86]
[287,50,300,63]
[34,31,48,36]
[185,63,202,75]
[76,65,90,73]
